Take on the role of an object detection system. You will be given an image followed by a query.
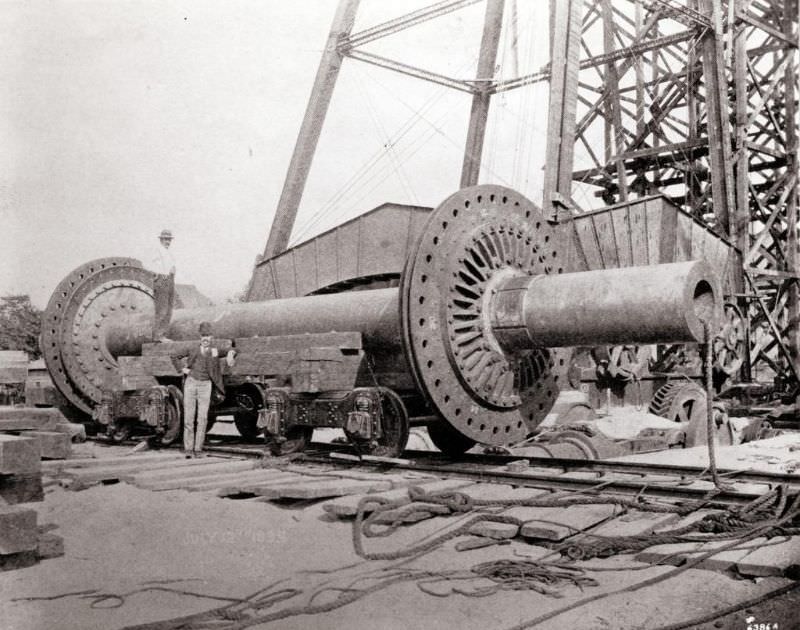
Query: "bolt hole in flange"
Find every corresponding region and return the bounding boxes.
[400,185,569,447]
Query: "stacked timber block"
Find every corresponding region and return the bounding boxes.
[0,407,86,460]
[0,434,63,570]
[0,434,43,503]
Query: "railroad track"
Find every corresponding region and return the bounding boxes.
[39,433,800,586]
[64,433,800,507]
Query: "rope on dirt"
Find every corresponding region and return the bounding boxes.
[355,508,524,561]
[559,485,791,560]
[14,585,248,610]
[351,483,741,561]
[354,483,798,565]
[119,571,424,630]
[504,492,800,630]
[473,559,597,596]
[113,489,800,630]
[416,559,598,598]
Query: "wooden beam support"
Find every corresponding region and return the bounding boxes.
[542,0,584,218]
[781,0,800,377]
[460,0,505,188]
[601,0,628,202]
[261,0,361,261]
[699,0,736,238]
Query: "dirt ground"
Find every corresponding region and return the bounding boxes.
[686,585,800,630]
[2,438,798,630]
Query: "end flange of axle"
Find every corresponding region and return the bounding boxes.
[400,185,570,446]
[41,258,154,414]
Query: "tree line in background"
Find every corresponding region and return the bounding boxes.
[0,295,42,359]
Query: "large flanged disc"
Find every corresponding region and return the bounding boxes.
[400,185,569,446]
[42,258,154,414]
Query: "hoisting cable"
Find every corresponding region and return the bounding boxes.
[704,321,721,488]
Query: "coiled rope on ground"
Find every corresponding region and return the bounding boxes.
[351,482,793,562]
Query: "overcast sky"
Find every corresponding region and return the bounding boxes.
[2,1,553,308]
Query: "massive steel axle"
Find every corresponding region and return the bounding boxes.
[43,185,721,446]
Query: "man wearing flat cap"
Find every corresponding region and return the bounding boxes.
[151,229,176,342]
[180,321,236,457]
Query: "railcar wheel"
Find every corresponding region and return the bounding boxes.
[649,382,731,447]
[233,386,264,442]
[266,426,313,456]
[359,388,409,458]
[426,420,476,456]
[108,419,133,444]
[161,385,183,446]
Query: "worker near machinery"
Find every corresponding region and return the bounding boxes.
[151,229,176,342]
[179,321,236,458]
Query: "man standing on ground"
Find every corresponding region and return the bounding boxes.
[152,229,176,342]
[180,321,235,457]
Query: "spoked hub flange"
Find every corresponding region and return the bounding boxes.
[713,302,745,380]
[42,258,154,414]
[401,185,569,446]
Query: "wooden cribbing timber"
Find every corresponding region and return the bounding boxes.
[0,433,65,570]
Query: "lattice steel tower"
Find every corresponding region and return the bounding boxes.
[255,0,799,386]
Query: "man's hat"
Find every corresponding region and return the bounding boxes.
[159,229,174,240]
[198,321,213,336]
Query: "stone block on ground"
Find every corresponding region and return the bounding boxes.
[0,407,65,431]
[0,434,40,474]
[124,459,258,485]
[137,469,293,493]
[516,511,574,541]
[37,532,64,560]
[0,550,38,571]
[636,536,797,577]
[724,482,773,495]
[19,431,71,460]
[61,456,236,485]
[467,521,520,539]
[253,477,393,500]
[0,506,38,555]
[455,483,549,503]
[41,452,182,474]
[734,537,800,577]
[588,509,679,537]
[0,474,44,504]
[510,503,618,542]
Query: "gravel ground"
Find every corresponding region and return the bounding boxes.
[2,438,796,630]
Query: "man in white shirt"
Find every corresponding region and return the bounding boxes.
[151,229,176,342]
